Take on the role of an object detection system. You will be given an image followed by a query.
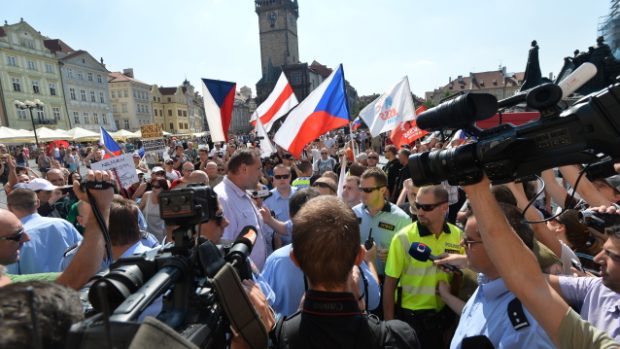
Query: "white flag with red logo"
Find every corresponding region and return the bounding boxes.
[250,72,299,132]
[358,76,415,137]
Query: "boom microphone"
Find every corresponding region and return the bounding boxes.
[408,242,462,274]
[557,62,597,99]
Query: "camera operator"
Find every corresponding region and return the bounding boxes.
[271,196,420,349]
[463,176,616,348]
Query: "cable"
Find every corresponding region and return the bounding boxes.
[85,183,114,267]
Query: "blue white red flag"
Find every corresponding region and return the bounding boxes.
[351,116,363,131]
[273,64,350,157]
[201,78,236,143]
[100,127,122,159]
[250,72,299,132]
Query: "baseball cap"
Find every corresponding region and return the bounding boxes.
[27,178,56,192]
[132,152,141,158]
[152,166,165,174]
[313,177,337,192]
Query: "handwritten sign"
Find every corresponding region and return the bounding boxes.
[143,138,166,153]
[91,154,139,188]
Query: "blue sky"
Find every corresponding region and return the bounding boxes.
[3,0,610,98]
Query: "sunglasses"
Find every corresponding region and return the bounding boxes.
[359,186,383,193]
[274,174,290,180]
[415,201,448,211]
[0,227,25,242]
[321,152,328,155]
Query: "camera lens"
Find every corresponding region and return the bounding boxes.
[409,144,482,186]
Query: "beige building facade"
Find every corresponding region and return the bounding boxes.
[0,20,70,129]
[109,69,153,131]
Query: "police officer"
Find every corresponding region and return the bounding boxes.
[384,185,463,349]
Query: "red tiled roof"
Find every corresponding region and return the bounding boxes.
[309,60,333,78]
[108,71,148,85]
[159,87,177,95]
[44,39,74,54]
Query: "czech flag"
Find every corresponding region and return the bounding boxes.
[351,116,363,131]
[274,64,350,158]
[250,72,299,132]
[100,127,122,159]
[202,78,236,143]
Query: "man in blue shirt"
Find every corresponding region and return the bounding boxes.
[263,164,297,245]
[446,203,555,349]
[6,189,82,274]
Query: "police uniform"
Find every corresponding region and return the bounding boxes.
[384,220,463,348]
[291,176,311,189]
[352,201,412,275]
[450,274,555,349]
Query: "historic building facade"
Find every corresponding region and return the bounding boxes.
[0,19,70,129]
[108,69,153,131]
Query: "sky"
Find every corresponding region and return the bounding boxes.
[2,0,611,98]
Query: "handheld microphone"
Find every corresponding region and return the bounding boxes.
[408,242,462,274]
[557,62,597,99]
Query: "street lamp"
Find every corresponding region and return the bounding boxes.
[15,99,44,146]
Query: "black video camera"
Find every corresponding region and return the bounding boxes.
[578,210,620,235]
[66,186,268,349]
[409,82,620,186]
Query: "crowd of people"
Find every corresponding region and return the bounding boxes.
[0,127,619,348]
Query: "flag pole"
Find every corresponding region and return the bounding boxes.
[339,64,357,160]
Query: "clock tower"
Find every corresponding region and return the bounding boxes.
[255,0,300,78]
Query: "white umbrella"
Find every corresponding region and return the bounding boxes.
[65,127,99,141]
[110,129,140,140]
[35,127,70,141]
[0,126,35,142]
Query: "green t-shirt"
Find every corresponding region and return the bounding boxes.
[8,272,61,283]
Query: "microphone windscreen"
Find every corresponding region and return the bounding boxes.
[558,62,597,99]
[408,242,432,262]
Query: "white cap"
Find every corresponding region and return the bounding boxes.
[152,166,165,174]
[26,178,56,192]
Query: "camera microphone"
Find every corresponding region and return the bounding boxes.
[557,62,597,99]
[408,242,462,274]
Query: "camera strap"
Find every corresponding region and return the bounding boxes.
[86,189,113,266]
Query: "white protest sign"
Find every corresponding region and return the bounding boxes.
[91,153,139,188]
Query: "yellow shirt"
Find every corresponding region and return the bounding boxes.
[385,221,464,311]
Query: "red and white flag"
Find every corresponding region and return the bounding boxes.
[250,72,299,132]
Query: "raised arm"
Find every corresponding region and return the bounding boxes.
[559,165,610,207]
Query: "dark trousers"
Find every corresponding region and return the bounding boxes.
[396,307,455,349]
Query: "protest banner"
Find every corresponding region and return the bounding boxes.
[91,153,139,188]
[140,124,163,139]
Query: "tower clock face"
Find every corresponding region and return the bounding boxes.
[268,11,278,27]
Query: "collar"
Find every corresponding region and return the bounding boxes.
[120,241,150,259]
[477,274,510,300]
[417,220,451,237]
[272,186,296,200]
[21,212,41,224]
[302,290,363,317]
[363,200,392,215]
[223,176,250,199]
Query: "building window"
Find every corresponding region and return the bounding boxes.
[168,109,172,116]
[160,109,163,116]
[52,107,61,121]
[73,112,80,124]
[16,107,27,120]
[90,91,96,102]
[145,105,149,113]
[37,109,45,121]
[12,78,21,92]
[177,110,182,117]
[70,88,76,100]
[153,96,156,101]
[93,113,99,124]
[7,56,17,67]
[87,73,93,81]
[123,90,128,98]
[112,104,118,113]
[80,90,86,101]
[111,90,116,98]
[68,68,73,78]
[77,71,83,80]
[99,92,105,103]
[154,109,157,117]
[124,119,129,129]
[49,83,57,96]
[115,120,120,129]
[97,74,102,83]
[27,60,37,70]
[122,103,128,113]
[169,122,173,130]
[32,81,40,94]
[102,114,108,124]
[133,90,137,98]
[83,112,89,124]
[45,63,54,74]
[167,97,171,102]
[182,110,187,117]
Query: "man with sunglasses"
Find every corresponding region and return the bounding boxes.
[353,168,411,280]
[0,209,30,269]
[383,184,463,349]
[263,164,297,246]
